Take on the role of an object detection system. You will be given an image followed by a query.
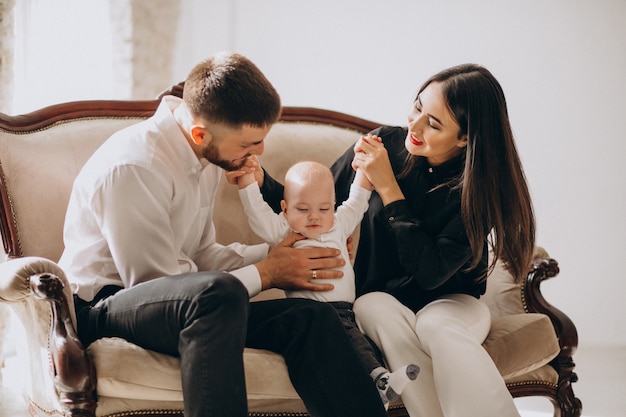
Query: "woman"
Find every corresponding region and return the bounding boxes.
[349,64,535,417]
[259,64,535,417]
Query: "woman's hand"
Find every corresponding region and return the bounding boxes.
[352,134,405,205]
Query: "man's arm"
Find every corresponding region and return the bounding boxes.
[95,165,183,286]
[227,232,344,297]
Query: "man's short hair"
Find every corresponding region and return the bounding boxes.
[183,52,281,128]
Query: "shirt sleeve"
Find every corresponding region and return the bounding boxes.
[94,164,269,297]
[93,164,184,287]
[192,233,268,298]
[239,182,290,244]
[334,184,371,236]
[228,264,264,297]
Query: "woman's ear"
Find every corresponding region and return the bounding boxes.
[190,125,207,146]
[457,134,469,148]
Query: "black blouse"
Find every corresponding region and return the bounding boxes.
[261,126,487,312]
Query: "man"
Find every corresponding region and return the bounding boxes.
[59,52,388,417]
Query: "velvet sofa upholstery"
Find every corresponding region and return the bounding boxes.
[0,84,582,417]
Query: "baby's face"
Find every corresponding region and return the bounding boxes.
[281,180,335,239]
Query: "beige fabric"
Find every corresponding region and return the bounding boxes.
[89,337,307,414]
[482,246,550,319]
[213,122,362,247]
[88,313,559,407]
[505,363,559,387]
[0,118,145,261]
[90,339,302,401]
[94,398,183,417]
[483,313,560,379]
[482,258,525,319]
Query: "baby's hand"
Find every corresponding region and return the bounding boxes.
[224,169,254,188]
[224,156,259,189]
[238,171,256,189]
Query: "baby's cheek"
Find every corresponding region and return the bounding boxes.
[325,216,336,231]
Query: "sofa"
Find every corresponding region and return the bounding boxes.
[0,83,582,417]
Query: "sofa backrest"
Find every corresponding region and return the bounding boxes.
[0,117,149,261]
[214,121,366,248]
[0,88,378,263]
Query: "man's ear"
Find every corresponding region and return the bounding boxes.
[280,200,287,213]
[190,125,208,146]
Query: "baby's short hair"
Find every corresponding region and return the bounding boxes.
[284,161,334,199]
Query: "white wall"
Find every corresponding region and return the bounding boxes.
[174,0,626,347]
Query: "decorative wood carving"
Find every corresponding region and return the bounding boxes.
[521,258,583,417]
[30,272,97,417]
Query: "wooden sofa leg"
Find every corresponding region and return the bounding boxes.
[550,353,582,417]
[30,273,97,417]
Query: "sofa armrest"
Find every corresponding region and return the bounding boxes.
[0,257,97,416]
[522,256,582,415]
[1,256,68,301]
[524,257,578,356]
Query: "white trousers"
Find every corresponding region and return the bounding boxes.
[354,292,521,417]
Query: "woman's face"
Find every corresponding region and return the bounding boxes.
[405,82,467,166]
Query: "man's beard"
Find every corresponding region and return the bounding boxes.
[203,141,247,171]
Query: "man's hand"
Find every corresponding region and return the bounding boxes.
[255,232,344,291]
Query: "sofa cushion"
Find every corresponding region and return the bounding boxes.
[89,312,560,408]
[504,363,559,387]
[482,313,560,379]
[482,246,551,319]
[88,337,307,414]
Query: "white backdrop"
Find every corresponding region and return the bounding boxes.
[172,0,626,347]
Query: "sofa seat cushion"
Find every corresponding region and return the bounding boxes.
[482,313,560,379]
[88,337,307,414]
[504,363,559,387]
[89,312,559,411]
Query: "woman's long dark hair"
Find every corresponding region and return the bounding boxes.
[403,64,535,282]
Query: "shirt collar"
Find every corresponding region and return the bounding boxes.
[155,96,205,176]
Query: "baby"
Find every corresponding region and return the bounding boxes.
[236,159,418,409]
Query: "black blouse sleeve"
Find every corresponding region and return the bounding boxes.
[330,142,356,206]
[258,169,284,214]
